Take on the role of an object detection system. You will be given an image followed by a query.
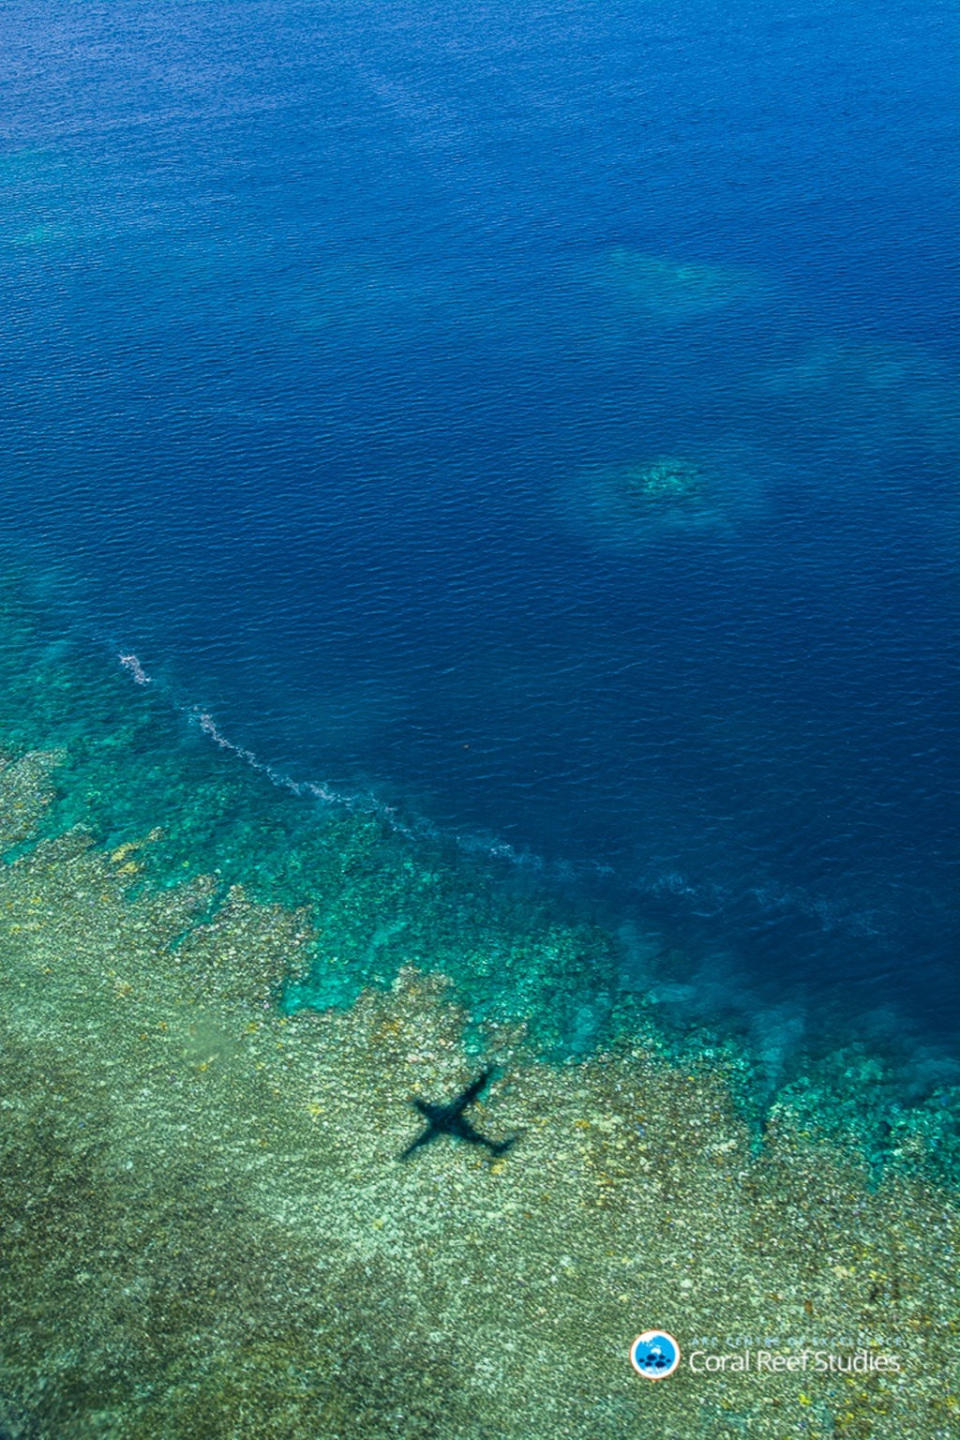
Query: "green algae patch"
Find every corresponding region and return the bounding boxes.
[1,755,958,1438]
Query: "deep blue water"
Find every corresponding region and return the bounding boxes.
[2,0,957,1045]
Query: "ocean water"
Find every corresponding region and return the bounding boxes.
[2,0,957,1059]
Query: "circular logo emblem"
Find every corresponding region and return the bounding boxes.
[630,1330,681,1380]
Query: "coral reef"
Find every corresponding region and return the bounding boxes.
[594,249,770,322]
[759,339,959,458]
[0,748,958,1438]
[557,446,767,553]
[615,456,709,510]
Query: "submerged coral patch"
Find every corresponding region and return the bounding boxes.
[593,248,772,322]
[759,338,960,458]
[557,446,768,553]
[612,456,709,509]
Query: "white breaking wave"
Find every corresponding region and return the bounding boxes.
[117,647,408,828]
[117,644,549,861]
[187,705,563,873]
[118,652,151,686]
[117,647,887,937]
[192,707,417,835]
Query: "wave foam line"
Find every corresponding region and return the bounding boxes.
[192,706,419,835]
[118,653,151,686]
[117,651,884,935]
[117,650,411,832]
[117,652,549,863]
[192,708,555,872]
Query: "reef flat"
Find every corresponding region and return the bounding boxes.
[1,732,958,1438]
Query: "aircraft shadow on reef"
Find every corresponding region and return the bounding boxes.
[399,1069,521,1160]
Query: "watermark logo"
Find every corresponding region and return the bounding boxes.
[630,1330,681,1380]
